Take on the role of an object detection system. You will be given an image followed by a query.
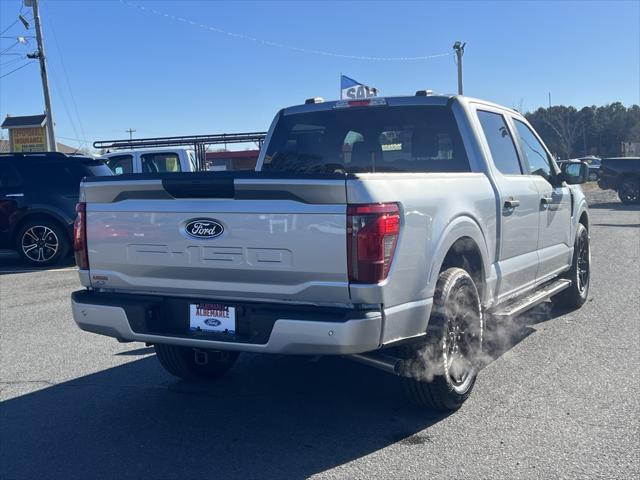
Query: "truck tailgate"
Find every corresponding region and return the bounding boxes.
[81,174,350,305]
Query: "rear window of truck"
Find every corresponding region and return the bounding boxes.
[262,105,469,174]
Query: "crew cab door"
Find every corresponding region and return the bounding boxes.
[475,109,540,301]
[511,119,572,283]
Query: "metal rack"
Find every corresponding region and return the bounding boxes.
[93,132,267,171]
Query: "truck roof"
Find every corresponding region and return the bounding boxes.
[283,94,522,117]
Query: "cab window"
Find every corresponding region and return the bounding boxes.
[106,155,133,175]
[141,152,181,173]
[514,120,553,180]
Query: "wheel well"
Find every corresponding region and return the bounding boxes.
[579,211,589,230]
[440,237,485,298]
[13,213,71,245]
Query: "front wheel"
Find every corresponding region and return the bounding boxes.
[154,344,239,381]
[554,223,590,309]
[400,267,483,411]
[618,178,640,204]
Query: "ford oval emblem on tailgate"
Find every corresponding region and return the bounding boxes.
[184,219,224,239]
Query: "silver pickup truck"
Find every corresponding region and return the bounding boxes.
[71,94,591,410]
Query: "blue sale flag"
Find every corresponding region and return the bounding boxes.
[340,75,379,100]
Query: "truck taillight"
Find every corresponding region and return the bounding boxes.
[347,203,400,284]
[74,202,89,270]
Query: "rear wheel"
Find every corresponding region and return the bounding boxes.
[617,177,640,204]
[154,344,239,381]
[15,218,69,267]
[554,223,590,309]
[401,267,483,411]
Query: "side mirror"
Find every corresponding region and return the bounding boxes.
[560,161,588,184]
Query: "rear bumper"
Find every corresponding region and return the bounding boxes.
[71,290,382,355]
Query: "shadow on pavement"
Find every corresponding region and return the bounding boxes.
[1,304,566,479]
[592,223,640,228]
[0,253,75,275]
[1,354,446,479]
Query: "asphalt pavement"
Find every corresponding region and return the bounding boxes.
[1,189,638,480]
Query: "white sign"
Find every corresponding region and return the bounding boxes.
[189,303,236,333]
[341,75,379,100]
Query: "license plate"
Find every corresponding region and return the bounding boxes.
[189,303,236,334]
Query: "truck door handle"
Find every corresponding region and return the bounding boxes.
[503,199,520,209]
[540,196,552,205]
[3,193,24,198]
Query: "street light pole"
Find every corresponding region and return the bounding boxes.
[29,0,57,152]
[453,41,466,95]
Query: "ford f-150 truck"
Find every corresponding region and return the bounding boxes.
[71,94,591,410]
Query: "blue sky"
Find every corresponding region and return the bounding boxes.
[1,0,639,150]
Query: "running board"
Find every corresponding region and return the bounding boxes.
[490,279,571,319]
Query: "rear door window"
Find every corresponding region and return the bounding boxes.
[105,155,133,175]
[263,105,469,174]
[18,162,80,192]
[477,110,523,175]
[0,162,22,188]
[140,152,181,173]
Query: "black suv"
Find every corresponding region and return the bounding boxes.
[0,152,112,266]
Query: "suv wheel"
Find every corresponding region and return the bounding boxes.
[554,223,590,309]
[400,267,483,411]
[154,344,239,381]
[16,219,69,267]
[618,178,640,204]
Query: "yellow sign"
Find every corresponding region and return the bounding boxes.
[11,127,47,152]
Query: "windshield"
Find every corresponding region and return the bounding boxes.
[262,105,469,174]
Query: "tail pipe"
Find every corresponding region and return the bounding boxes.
[347,352,407,376]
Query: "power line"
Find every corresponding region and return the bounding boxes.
[0,60,35,79]
[48,17,87,147]
[0,56,26,68]
[121,0,453,62]
[0,3,27,36]
[0,41,19,55]
[0,19,20,37]
[49,63,81,147]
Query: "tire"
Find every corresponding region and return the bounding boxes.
[554,223,590,310]
[588,171,599,182]
[617,177,640,204]
[15,218,69,267]
[154,344,239,381]
[400,267,483,411]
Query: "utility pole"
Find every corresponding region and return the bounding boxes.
[126,128,136,141]
[28,0,57,152]
[453,41,466,95]
[548,92,552,108]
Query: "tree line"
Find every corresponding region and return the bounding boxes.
[525,103,640,159]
